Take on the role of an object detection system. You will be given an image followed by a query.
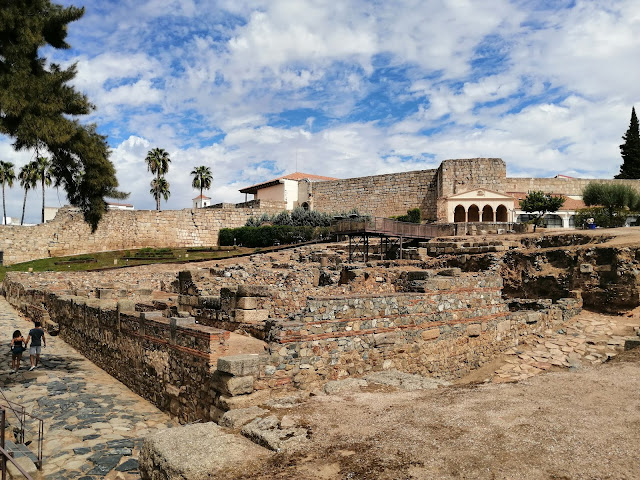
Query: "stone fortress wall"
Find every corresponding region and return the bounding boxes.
[4,157,640,265]
[311,169,439,219]
[0,200,284,265]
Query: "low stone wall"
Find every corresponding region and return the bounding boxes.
[3,269,582,422]
[3,275,229,423]
[0,201,284,265]
[255,273,581,389]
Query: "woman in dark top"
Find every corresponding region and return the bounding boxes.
[10,329,26,373]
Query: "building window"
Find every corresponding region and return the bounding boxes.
[454,205,466,222]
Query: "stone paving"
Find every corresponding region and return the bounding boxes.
[490,311,638,383]
[0,296,177,480]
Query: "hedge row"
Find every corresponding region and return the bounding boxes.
[219,225,332,247]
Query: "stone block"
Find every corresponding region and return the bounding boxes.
[97,288,115,299]
[217,354,262,376]
[211,371,254,396]
[219,406,269,429]
[139,422,270,480]
[421,328,440,341]
[438,268,462,277]
[214,390,271,411]
[199,295,221,309]
[237,297,258,310]
[497,320,511,333]
[405,270,433,281]
[580,264,593,273]
[467,324,481,337]
[525,312,540,324]
[374,332,398,346]
[234,309,269,324]
[118,299,136,312]
[237,285,271,297]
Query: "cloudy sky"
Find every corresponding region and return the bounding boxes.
[1,0,639,222]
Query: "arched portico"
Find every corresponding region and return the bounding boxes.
[496,204,508,222]
[454,205,466,223]
[468,204,480,222]
[482,205,494,222]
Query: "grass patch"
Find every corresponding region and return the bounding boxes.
[0,246,260,282]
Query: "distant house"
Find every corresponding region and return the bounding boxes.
[239,172,338,210]
[107,202,134,211]
[192,195,211,209]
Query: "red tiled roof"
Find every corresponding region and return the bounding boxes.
[508,192,586,211]
[239,172,338,194]
[192,194,211,200]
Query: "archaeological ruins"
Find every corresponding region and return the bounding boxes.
[2,157,640,478]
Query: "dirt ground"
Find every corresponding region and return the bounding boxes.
[225,311,640,480]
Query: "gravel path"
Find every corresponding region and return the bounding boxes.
[0,296,177,480]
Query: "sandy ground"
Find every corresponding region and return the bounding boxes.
[226,313,640,480]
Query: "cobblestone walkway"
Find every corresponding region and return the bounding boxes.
[0,296,177,479]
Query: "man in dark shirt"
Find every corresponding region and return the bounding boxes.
[26,321,46,371]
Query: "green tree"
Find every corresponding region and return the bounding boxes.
[35,157,52,223]
[0,1,126,230]
[520,191,566,232]
[18,161,38,225]
[145,148,171,210]
[615,107,640,179]
[0,160,15,225]
[150,177,170,211]
[582,182,639,226]
[191,165,213,204]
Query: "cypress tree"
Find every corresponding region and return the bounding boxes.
[615,107,640,179]
[0,1,127,230]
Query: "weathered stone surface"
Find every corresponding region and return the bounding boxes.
[7,455,38,478]
[211,371,254,396]
[219,406,269,429]
[580,264,594,273]
[241,416,310,452]
[467,324,482,337]
[421,328,440,340]
[139,423,270,480]
[217,354,262,376]
[323,378,368,395]
[214,390,272,411]
[237,296,258,310]
[364,370,450,391]
[234,309,268,323]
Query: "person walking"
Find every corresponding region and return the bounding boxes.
[26,321,46,371]
[10,329,26,373]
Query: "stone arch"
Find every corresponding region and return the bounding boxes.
[482,205,494,222]
[301,202,310,211]
[454,205,466,223]
[496,204,508,222]
[468,204,480,222]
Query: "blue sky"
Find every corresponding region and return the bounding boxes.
[1,0,639,221]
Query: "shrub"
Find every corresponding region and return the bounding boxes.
[574,207,630,229]
[219,225,331,247]
[392,208,422,223]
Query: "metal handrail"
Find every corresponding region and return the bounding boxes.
[1,408,35,480]
[0,393,44,470]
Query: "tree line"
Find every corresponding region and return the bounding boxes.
[144,147,213,211]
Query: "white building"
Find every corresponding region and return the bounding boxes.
[192,195,211,209]
[239,172,337,210]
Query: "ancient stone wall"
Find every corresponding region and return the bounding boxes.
[504,177,640,195]
[255,273,581,389]
[0,201,284,265]
[2,276,228,423]
[312,169,439,220]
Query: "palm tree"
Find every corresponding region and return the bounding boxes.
[190,165,213,205]
[35,157,52,223]
[0,161,16,225]
[150,177,170,211]
[145,148,171,210]
[18,161,38,225]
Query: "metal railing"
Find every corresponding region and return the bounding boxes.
[0,387,43,473]
[1,407,35,480]
[332,217,442,239]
